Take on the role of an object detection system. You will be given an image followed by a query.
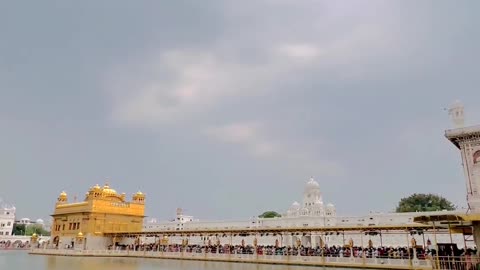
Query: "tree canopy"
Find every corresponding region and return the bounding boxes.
[25,224,50,236]
[12,223,50,236]
[396,193,456,213]
[258,211,282,218]
[12,223,26,236]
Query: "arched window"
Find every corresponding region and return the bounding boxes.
[474,150,480,164]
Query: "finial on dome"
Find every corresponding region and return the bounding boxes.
[448,100,465,128]
[57,191,68,204]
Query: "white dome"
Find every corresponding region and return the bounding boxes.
[326,203,335,208]
[305,177,320,190]
[36,219,44,224]
[290,201,300,209]
[0,198,15,210]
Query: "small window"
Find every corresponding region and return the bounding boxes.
[5,232,8,235]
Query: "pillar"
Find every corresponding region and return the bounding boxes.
[473,222,480,250]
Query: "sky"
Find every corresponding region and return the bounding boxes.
[1,1,479,222]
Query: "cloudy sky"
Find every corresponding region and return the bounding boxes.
[1,1,479,221]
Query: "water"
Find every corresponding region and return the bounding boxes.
[0,251,374,270]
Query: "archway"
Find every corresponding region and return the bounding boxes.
[474,150,480,164]
[53,236,59,247]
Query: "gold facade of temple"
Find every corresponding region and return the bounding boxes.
[51,183,145,242]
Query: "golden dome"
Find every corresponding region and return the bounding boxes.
[59,191,67,197]
[32,233,38,237]
[102,183,117,196]
[77,232,84,237]
[134,191,145,198]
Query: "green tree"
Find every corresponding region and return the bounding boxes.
[396,193,456,213]
[258,211,282,218]
[12,223,26,235]
[25,224,51,236]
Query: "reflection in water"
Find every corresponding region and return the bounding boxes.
[46,256,141,270]
[2,252,370,270]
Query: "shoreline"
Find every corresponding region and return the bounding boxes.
[28,249,432,270]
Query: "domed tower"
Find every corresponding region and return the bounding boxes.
[325,203,336,216]
[303,177,323,211]
[287,201,300,217]
[446,101,480,212]
[132,191,146,204]
[449,100,465,128]
[56,191,68,205]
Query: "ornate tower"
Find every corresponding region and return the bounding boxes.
[132,191,146,204]
[303,177,322,209]
[445,101,480,212]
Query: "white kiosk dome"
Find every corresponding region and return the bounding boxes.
[449,100,465,128]
[0,198,15,210]
[305,177,320,190]
[290,201,300,210]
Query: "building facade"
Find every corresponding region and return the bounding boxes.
[144,177,464,248]
[50,183,145,250]
[0,199,15,237]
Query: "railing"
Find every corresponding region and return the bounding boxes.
[432,255,480,270]
[29,248,435,269]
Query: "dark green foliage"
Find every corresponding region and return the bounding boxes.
[25,224,50,236]
[396,193,456,213]
[12,223,26,235]
[258,211,282,218]
[12,223,50,236]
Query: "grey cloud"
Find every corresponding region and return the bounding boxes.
[0,0,479,220]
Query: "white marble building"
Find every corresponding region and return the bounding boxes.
[0,199,15,237]
[144,177,466,248]
[286,177,336,218]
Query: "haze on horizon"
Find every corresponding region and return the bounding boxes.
[1,1,479,222]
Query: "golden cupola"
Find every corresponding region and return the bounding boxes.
[101,183,117,197]
[57,191,68,204]
[85,184,102,200]
[132,191,146,204]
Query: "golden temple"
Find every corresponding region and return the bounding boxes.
[50,183,145,248]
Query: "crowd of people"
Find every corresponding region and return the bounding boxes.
[111,243,478,260]
[105,243,480,269]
